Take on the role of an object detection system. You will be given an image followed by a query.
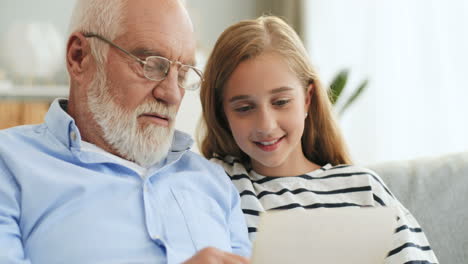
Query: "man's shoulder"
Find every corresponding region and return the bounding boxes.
[178,151,227,175]
[182,150,216,164]
[171,152,239,199]
[0,123,46,145]
[0,124,48,172]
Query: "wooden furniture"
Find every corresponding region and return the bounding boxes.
[0,101,50,129]
[0,85,68,129]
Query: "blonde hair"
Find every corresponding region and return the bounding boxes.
[198,16,351,166]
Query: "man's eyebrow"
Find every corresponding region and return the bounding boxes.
[130,47,197,66]
[131,48,163,57]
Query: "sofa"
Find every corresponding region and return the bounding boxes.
[368,151,468,264]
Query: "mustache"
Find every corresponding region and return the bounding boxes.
[135,100,177,120]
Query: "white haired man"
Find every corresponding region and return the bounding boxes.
[0,0,250,263]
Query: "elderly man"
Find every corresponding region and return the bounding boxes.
[0,0,250,263]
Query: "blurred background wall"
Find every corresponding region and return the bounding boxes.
[1,0,466,164]
[304,0,468,164]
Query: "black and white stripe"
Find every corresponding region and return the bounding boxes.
[211,157,439,264]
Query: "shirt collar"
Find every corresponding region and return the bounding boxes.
[45,98,79,149]
[170,129,194,152]
[44,98,194,163]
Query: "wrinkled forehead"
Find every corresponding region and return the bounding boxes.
[119,0,196,63]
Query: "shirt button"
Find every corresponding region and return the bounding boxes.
[70,131,77,141]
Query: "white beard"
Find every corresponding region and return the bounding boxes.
[87,66,176,167]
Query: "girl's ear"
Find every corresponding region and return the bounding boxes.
[304,82,314,113]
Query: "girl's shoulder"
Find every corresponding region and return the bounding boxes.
[321,164,395,195]
[320,164,384,182]
[320,163,376,175]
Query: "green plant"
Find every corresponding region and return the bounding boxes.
[329,69,368,117]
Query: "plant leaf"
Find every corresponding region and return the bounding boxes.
[339,79,369,116]
[329,69,349,105]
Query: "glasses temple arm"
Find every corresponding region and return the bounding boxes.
[83,33,146,65]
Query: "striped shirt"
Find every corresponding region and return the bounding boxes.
[212,157,439,264]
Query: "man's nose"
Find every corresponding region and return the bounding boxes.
[152,66,184,105]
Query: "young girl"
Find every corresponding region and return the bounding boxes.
[198,16,438,263]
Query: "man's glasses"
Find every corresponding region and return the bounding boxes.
[83,33,203,91]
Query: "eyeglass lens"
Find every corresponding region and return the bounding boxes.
[144,57,201,90]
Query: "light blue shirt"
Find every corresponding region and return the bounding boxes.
[0,99,251,264]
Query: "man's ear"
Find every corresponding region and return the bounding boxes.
[66,32,93,84]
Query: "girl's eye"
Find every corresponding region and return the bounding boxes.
[234,105,254,113]
[273,99,291,106]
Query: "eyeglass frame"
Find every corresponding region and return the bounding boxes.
[82,32,203,91]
